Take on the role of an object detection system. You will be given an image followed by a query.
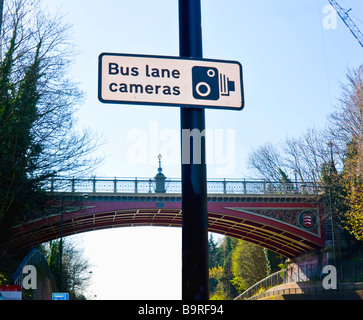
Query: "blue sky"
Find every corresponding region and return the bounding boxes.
[42,0,362,299]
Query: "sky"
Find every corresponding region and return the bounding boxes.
[39,0,363,300]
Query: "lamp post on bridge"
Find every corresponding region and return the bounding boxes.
[293,169,298,193]
[154,154,166,193]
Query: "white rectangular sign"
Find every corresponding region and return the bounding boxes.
[98,53,244,110]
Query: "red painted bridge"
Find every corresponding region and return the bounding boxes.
[4,178,326,257]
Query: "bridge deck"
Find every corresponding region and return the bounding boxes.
[4,191,325,258]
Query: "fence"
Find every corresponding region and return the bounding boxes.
[235,259,363,300]
[45,177,321,195]
[235,263,322,300]
[339,259,363,282]
[12,248,46,286]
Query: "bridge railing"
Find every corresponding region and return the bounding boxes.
[235,263,323,300]
[235,259,363,300]
[46,177,321,195]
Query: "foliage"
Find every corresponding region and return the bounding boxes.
[209,266,228,300]
[208,235,273,299]
[247,64,363,246]
[0,0,101,244]
[45,239,92,300]
[247,128,334,184]
[341,141,363,241]
[328,67,363,243]
[208,236,237,300]
[231,240,268,293]
[0,272,9,285]
[208,234,222,269]
[264,248,284,274]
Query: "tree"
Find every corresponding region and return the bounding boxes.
[208,234,221,270]
[248,128,335,184]
[45,239,92,299]
[247,65,363,246]
[327,66,363,158]
[328,67,363,242]
[209,236,240,300]
[264,248,284,274]
[341,141,363,241]
[209,266,227,300]
[0,0,101,241]
[247,142,287,181]
[231,240,268,294]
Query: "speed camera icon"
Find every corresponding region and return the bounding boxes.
[192,66,235,101]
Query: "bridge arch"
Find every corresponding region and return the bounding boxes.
[5,193,325,258]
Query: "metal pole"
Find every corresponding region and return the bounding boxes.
[0,0,4,57]
[179,0,209,300]
[59,196,64,292]
[0,0,4,35]
[328,187,337,264]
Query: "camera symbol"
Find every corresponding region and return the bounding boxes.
[192,66,235,101]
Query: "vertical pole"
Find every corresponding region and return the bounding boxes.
[179,0,209,300]
[0,0,4,35]
[328,187,337,265]
[59,196,64,292]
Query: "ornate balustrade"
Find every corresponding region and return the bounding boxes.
[46,177,321,195]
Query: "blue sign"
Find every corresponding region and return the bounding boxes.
[52,293,69,300]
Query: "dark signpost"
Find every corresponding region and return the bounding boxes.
[179,0,208,300]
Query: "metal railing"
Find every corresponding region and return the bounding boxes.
[12,248,46,286]
[235,263,322,300]
[242,281,363,300]
[46,177,321,195]
[235,259,363,300]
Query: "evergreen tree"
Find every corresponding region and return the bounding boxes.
[0,0,101,245]
[0,27,43,241]
[264,248,284,274]
[208,234,220,269]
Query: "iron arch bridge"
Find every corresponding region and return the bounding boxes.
[4,178,325,257]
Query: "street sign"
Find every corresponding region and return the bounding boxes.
[52,292,69,300]
[98,53,244,110]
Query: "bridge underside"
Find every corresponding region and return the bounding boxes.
[5,194,324,257]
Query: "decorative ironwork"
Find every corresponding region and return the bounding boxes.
[225,207,320,236]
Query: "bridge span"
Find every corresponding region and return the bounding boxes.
[4,178,325,257]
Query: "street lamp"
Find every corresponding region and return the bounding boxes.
[328,140,334,161]
[59,196,64,292]
[0,0,4,36]
[293,169,298,192]
[301,183,336,265]
[59,193,90,292]
[327,140,336,176]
